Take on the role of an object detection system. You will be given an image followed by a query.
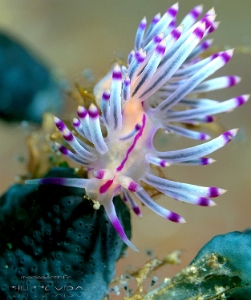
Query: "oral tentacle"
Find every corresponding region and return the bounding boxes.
[104,199,139,252]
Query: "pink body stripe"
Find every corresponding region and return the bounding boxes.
[116,114,146,172]
[99,179,114,194]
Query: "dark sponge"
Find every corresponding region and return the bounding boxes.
[0,32,63,123]
[0,167,131,299]
[191,230,251,300]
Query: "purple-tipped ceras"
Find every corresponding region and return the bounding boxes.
[26,3,249,251]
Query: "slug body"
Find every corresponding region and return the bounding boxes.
[26,4,248,251]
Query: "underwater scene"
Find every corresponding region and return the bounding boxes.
[0,0,251,299]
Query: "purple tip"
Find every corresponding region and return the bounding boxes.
[236,96,246,106]
[160,160,167,167]
[201,14,215,29]
[191,7,201,19]
[169,20,176,27]
[201,158,209,165]
[209,187,220,198]
[171,28,181,40]
[168,5,178,17]
[204,18,212,29]
[208,23,216,33]
[55,119,66,131]
[94,170,105,179]
[124,78,130,86]
[102,91,110,101]
[201,40,211,50]
[156,43,166,55]
[200,133,208,140]
[152,13,160,24]
[135,123,142,131]
[205,116,214,122]
[228,76,236,87]
[139,20,147,30]
[135,51,145,63]
[194,26,204,39]
[122,195,128,203]
[88,106,99,118]
[77,107,88,119]
[112,69,122,80]
[63,131,73,141]
[223,130,235,143]
[73,118,80,127]
[128,182,139,192]
[211,52,220,60]
[41,178,65,185]
[133,206,141,216]
[112,218,127,239]
[168,212,183,223]
[153,34,162,43]
[221,52,232,63]
[58,145,68,155]
[198,197,210,206]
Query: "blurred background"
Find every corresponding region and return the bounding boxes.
[0,0,250,296]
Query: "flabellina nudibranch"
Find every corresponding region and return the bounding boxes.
[26,3,249,251]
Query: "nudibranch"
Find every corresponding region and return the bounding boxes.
[26,3,249,251]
